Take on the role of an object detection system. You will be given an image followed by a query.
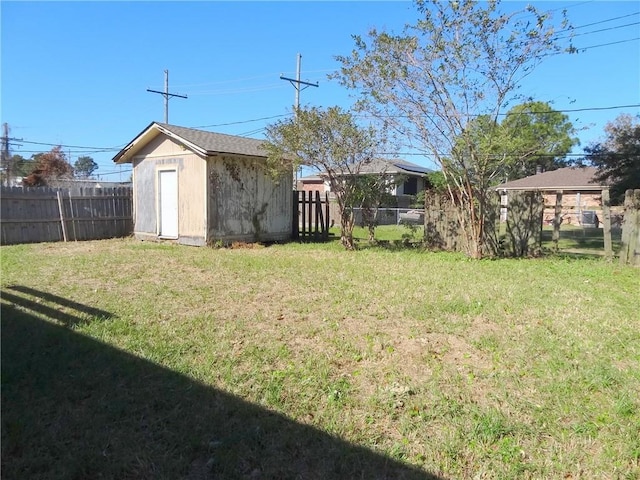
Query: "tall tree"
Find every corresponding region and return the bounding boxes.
[584,114,640,204]
[453,101,578,182]
[22,146,74,186]
[74,156,98,178]
[499,101,578,179]
[334,0,570,258]
[262,106,382,250]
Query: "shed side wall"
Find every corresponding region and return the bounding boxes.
[208,155,292,242]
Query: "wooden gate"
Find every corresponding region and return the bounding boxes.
[292,190,330,241]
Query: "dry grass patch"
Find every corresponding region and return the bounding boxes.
[2,238,639,479]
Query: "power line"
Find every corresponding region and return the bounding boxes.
[158,73,282,89]
[572,36,640,52]
[191,114,291,129]
[554,20,640,40]
[549,0,594,13]
[537,103,640,114]
[540,36,640,57]
[187,84,286,96]
[554,11,639,34]
[12,104,638,157]
[355,103,640,121]
[12,139,120,151]
[237,127,266,137]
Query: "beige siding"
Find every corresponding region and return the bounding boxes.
[131,132,292,246]
[132,136,207,243]
[208,155,292,242]
[136,135,192,158]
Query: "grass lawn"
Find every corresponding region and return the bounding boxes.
[2,237,639,479]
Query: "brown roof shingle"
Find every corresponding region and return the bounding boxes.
[113,122,267,163]
[497,167,607,191]
[157,123,266,158]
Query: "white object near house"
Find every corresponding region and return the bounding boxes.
[113,122,293,246]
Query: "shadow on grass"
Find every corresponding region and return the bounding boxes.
[355,239,426,252]
[1,286,443,480]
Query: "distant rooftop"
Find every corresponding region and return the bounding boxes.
[497,167,607,191]
[299,158,432,181]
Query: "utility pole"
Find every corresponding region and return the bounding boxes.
[2,123,10,187]
[280,54,319,187]
[280,53,318,118]
[147,70,187,124]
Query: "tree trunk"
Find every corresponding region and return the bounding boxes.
[340,209,355,250]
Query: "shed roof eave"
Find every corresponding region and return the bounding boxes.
[113,121,161,164]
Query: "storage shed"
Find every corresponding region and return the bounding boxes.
[113,122,292,246]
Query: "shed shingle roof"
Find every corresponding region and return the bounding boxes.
[113,122,267,163]
[497,167,607,191]
[157,123,266,157]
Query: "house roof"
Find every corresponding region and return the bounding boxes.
[496,167,607,192]
[113,122,266,164]
[298,158,432,182]
[358,158,432,175]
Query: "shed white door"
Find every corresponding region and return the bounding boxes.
[158,169,178,238]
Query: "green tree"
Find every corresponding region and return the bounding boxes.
[334,0,570,258]
[22,146,74,186]
[584,114,640,204]
[499,101,578,179]
[452,102,578,182]
[74,156,98,178]
[12,155,36,177]
[1,154,36,185]
[262,106,382,250]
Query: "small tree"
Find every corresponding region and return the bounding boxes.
[74,156,98,178]
[584,114,640,204]
[22,146,74,186]
[352,174,397,243]
[334,0,570,258]
[262,106,382,250]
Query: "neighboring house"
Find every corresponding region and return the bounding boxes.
[496,166,609,225]
[113,122,292,246]
[297,158,432,202]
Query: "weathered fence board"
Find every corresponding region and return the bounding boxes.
[619,189,640,266]
[423,192,464,252]
[423,190,544,257]
[1,187,133,245]
[504,190,544,257]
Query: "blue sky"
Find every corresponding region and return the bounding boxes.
[2,1,639,180]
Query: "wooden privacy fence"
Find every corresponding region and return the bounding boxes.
[1,187,133,245]
[619,189,640,266]
[423,190,543,257]
[292,190,330,241]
